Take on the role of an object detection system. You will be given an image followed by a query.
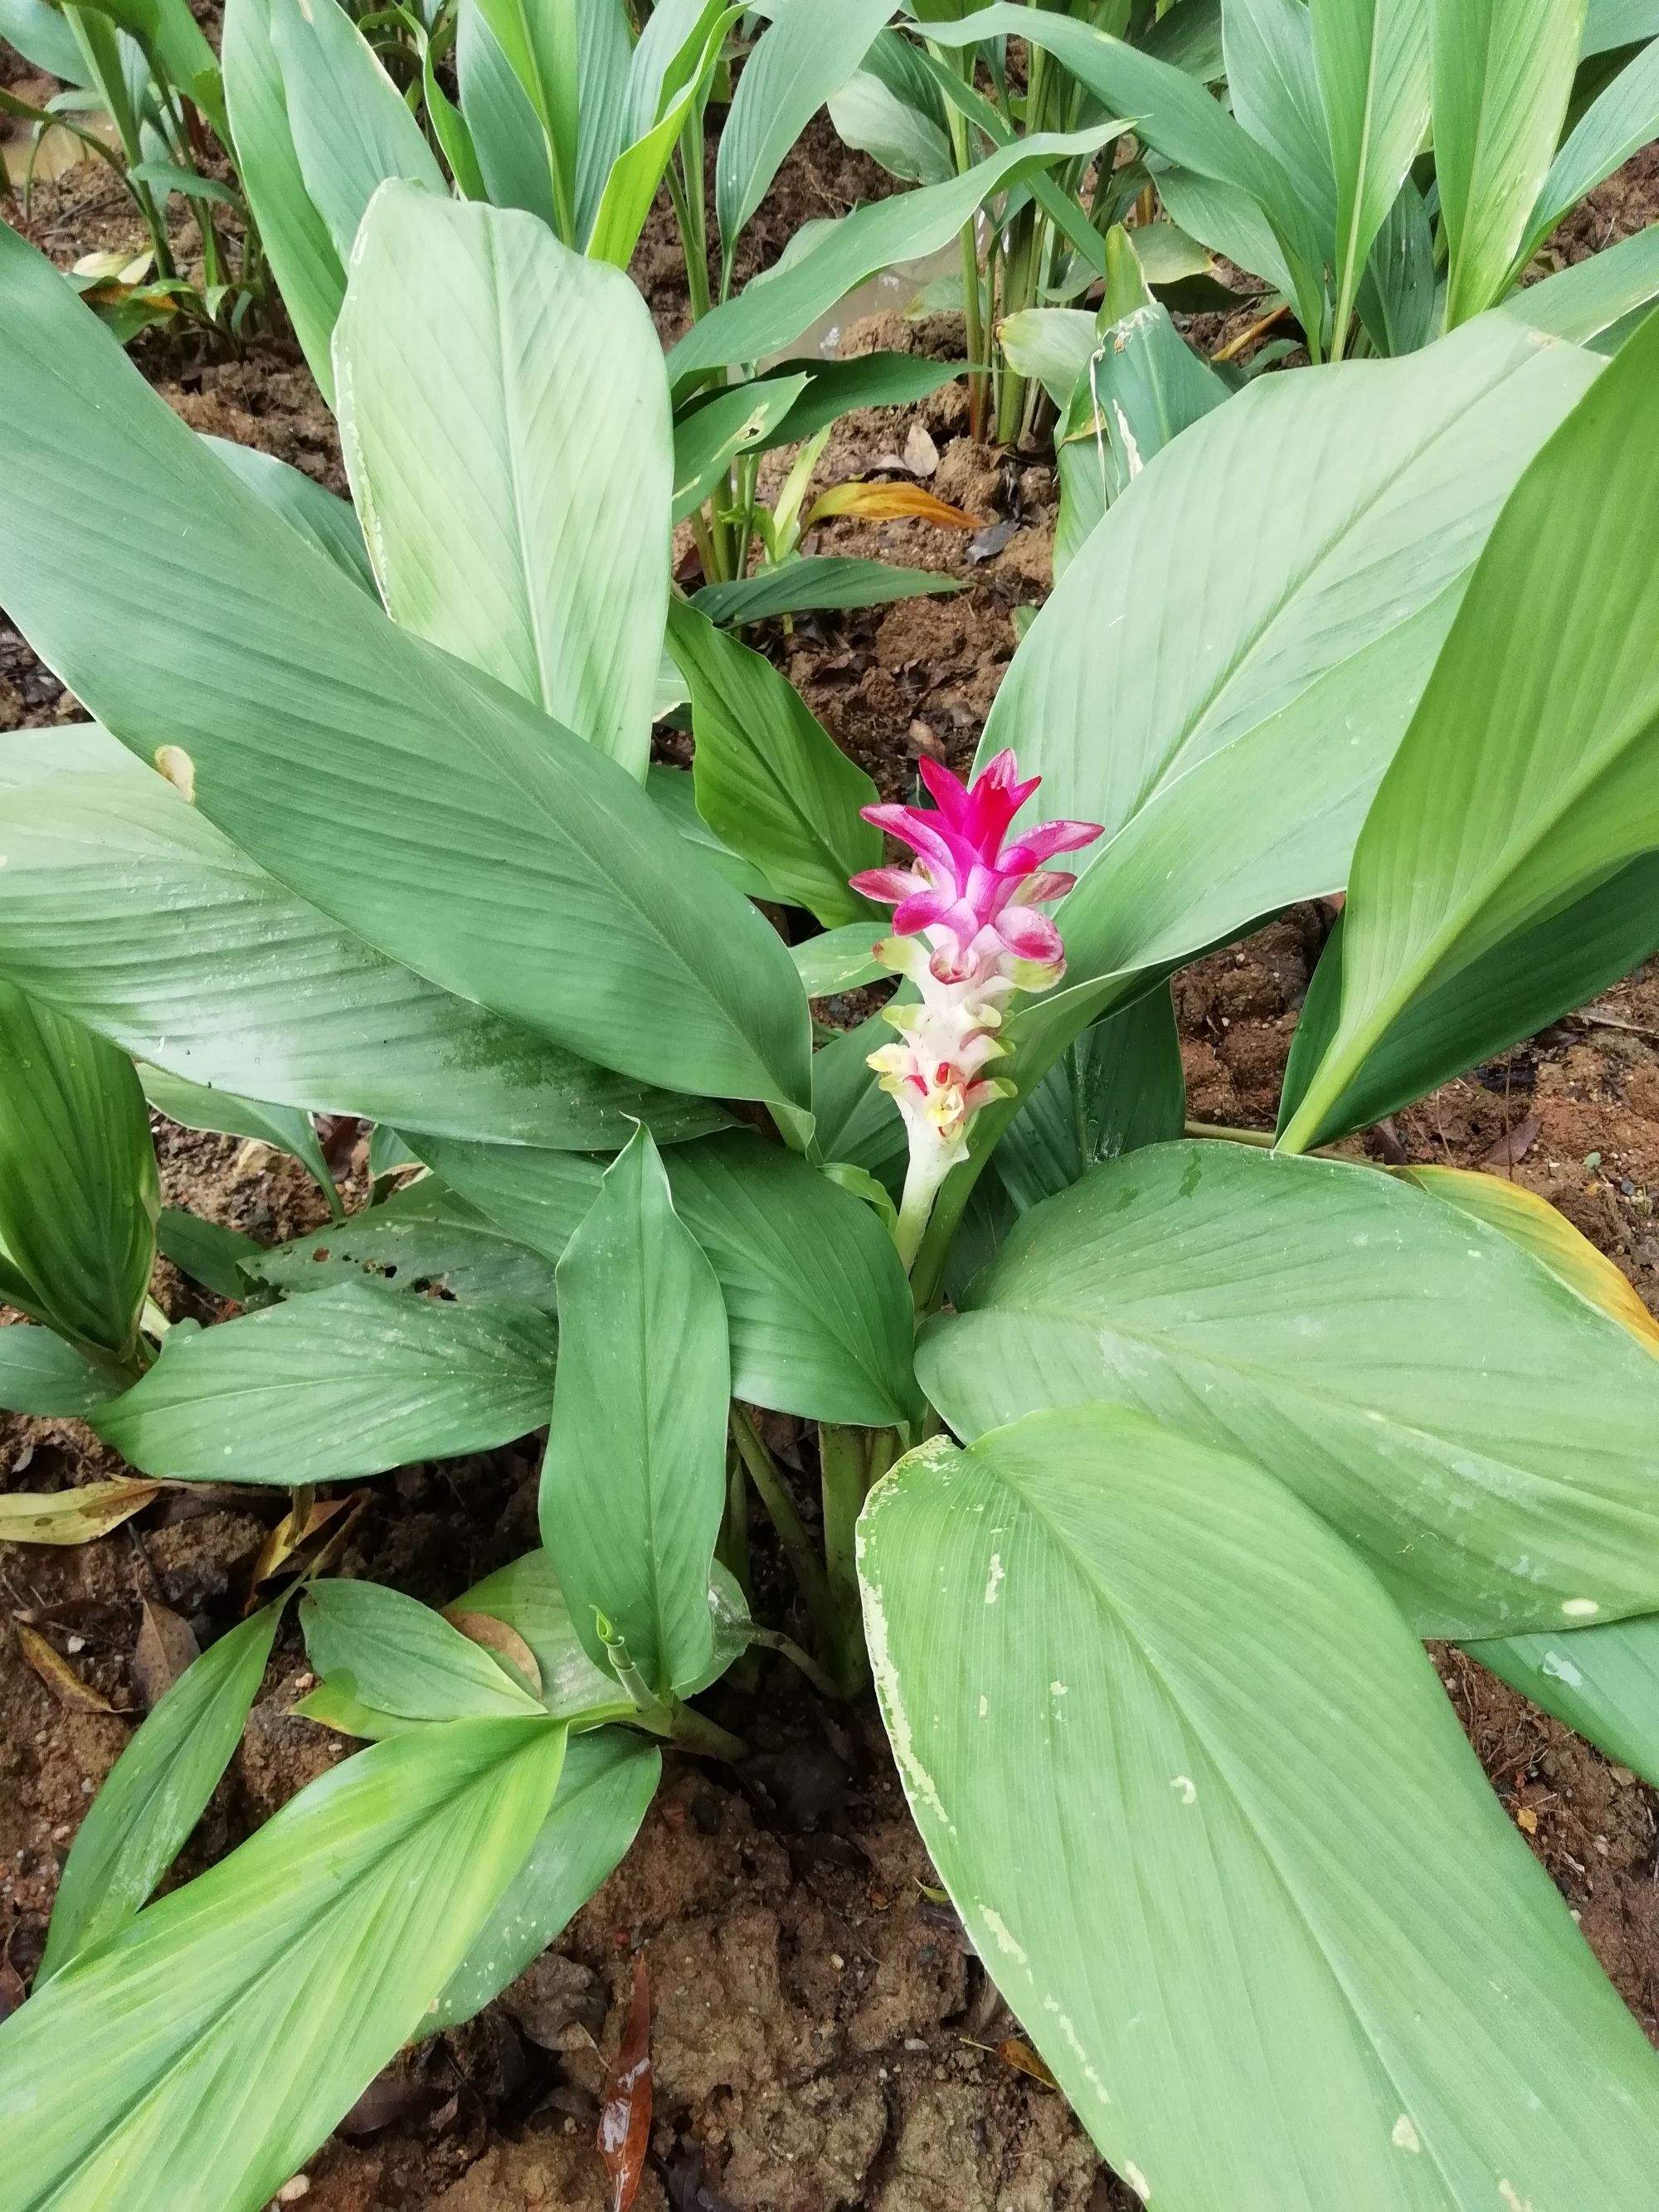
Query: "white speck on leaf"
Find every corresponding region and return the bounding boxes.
[979,1907,1028,1966]
[154,745,196,801]
[1123,2162,1151,2202]
[1562,1597,1600,1618]
[1391,2115,1421,2153]
[1540,1650,1584,1687]
[1170,1776,1196,1805]
[984,1553,1005,1605]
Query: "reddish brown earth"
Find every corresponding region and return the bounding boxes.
[2,79,1658,2212]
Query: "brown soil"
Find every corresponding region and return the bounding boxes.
[2,86,1659,2212]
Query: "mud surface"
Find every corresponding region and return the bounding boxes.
[2,68,1659,2212]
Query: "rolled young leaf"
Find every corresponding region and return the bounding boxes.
[1278,301,1659,1156]
[334,185,670,782]
[540,1126,730,1695]
[95,1283,557,1487]
[39,1603,285,1981]
[0,220,812,1116]
[859,1408,1659,2204]
[0,1716,569,2210]
[920,1140,1659,1640]
[0,979,158,1365]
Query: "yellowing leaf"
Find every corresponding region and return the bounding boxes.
[0,1480,158,1547]
[806,480,980,529]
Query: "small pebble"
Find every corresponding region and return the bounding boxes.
[275,2178,310,2204]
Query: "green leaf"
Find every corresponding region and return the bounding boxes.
[672,372,811,523]
[714,0,895,270]
[645,762,779,902]
[541,1126,730,1695]
[859,1408,1659,2203]
[1279,307,1659,1157]
[1223,0,1336,238]
[0,1716,568,2209]
[790,921,887,998]
[921,1140,1659,1639]
[39,1604,284,1982]
[455,0,557,227]
[424,39,489,201]
[1468,1616,1659,1791]
[1501,216,1659,348]
[1582,0,1659,54]
[414,1128,921,1427]
[251,1178,561,1308]
[1310,0,1431,347]
[156,1208,265,1302]
[202,435,373,591]
[0,1322,113,1417]
[758,352,966,449]
[1356,174,1437,354]
[986,317,1598,997]
[128,158,241,211]
[451,1546,623,1718]
[588,1,741,270]
[0,727,724,1151]
[429,1729,659,2031]
[0,221,812,1116]
[335,185,669,781]
[1516,32,1659,275]
[302,1578,547,1721]
[222,0,346,398]
[139,1062,337,1205]
[668,599,882,926]
[692,558,962,628]
[265,0,444,265]
[828,27,954,185]
[667,124,1121,389]
[95,1283,557,1487]
[993,987,1185,1213]
[0,980,157,1363]
[1431,0,1586,327]
[1277,858,1659,1147]
[0,0,85,81]
[570,0,634,246]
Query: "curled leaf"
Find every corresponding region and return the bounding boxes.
[600,1953,654,2212]
[0,1480,158,1547]
[805,480,979,530]
[16,1624,118,1713]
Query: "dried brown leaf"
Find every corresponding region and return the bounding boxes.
[16,1623,118,1712]
[599,1954,653,2212]
[132,1599,200,1711]
[443,1610,543,1700]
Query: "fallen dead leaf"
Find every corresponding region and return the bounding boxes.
[1481,1115,1541,1171]
[599,1953,653,2212]
[0,1480,160,1548]
[805,480,977,530]
[132,1599,200,1711]
[996,2036,1060,2089]
[16,1623,119,1713]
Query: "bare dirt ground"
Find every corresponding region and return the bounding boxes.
[2,81,1657,2212]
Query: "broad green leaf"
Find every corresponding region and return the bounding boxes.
[71,0,224,131]
[992,987,1185,1213]
[1582,0,1659,52]
[157,1208,264,1302]
[1501,217,1659,348]
[0,222,812,1116]
[456,0,557,227]
[40,1604,284,1981]
[251,1178,561,1308]
[1516,33,1659,275]
[541,1126,729,1695]
[301,1579,546,1721]
[1151,155,1300,301]
[1279,308,1659,1157]
[1431,0,1586,328]
[757,352,966,449]
[667,125,1120,388]
[668,600,882,926]
[1223,0,1336,236]
[139,1062,336,1205]
[202,434,373,591]
[423,39,489,201]
[0,1323,114,1417]
[0,980,158,1363]
[828,27,955,184]
[570,0,633,246]
[264,0,444,265]
[0,727,725,1151]
[468,0,579,236]
[336,185,669,783]
[95,1283,557,1486]
[429,1729,659,2031]
[1357,174,1438,355]
[692,559,962,628]
[921,1140,1659,1639]
[985,317,1598,996]
[0,0,85,80]
[714,0,895,270]
[413,1128,921,1427]
[672,372,811,523]
[997,309,1097,410]
[452,1547,622,1718]
[860,1408,1659,2205]
[1310,0,1431,347]
[1468,1616,1659,1791]
[1277,858,1659,1147]
[221,0,346,400]
[645,763,779,902]
[0,1716,567,2210]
